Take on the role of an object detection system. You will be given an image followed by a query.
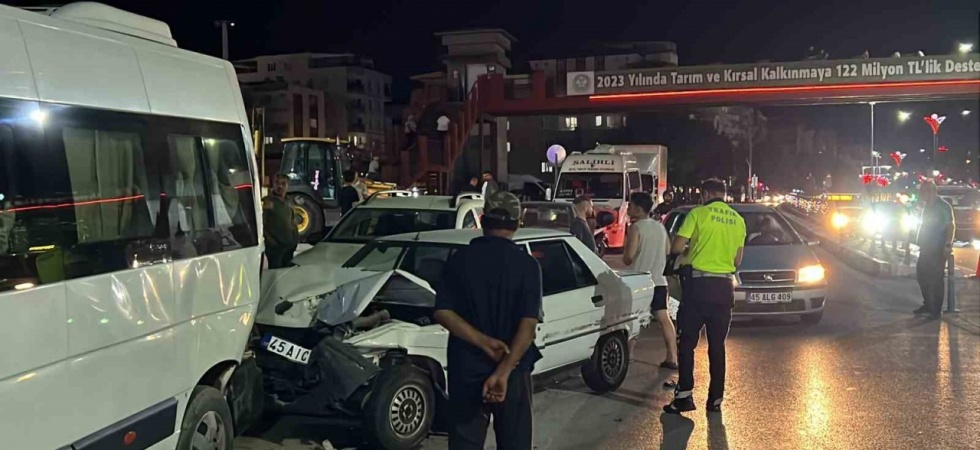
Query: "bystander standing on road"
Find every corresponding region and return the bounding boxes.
[623,192,677,369]
[570,195,597,254]
[339,170,360,215]
[262,174,299,268]
[434,191,542,450]
[368,156,381,181]
[665,179,745,414]
[481,171,499,198]
[914,181,955,320]
[653,191,677,221]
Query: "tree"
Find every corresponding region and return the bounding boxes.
[696,107,768,200]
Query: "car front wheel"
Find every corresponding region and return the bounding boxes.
[176,386,234,450]
[581,332,630,393]
[364,365,435,450]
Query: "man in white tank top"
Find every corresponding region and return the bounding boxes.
[623,192,677,369]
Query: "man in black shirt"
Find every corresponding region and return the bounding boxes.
[338,170,360,215]
[570,195,597,253]
[435,191,543,450]
[653,191,676,220]
[914,181,955,319]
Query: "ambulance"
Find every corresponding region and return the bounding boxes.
[554,147,643,251]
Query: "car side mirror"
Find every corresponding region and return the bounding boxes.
[596,211,615,228]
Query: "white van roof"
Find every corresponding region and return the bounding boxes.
[39,2,177,47]
[0,2,246,125]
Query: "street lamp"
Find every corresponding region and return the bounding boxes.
[963,110,972,116]
[959,42,974,54]
[898,111,911,122]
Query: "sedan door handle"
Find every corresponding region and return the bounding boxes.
[591,295,604,306]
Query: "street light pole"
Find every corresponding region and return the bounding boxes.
[869,102,876,177]
[214,20,234,60]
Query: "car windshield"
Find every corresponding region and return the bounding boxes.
[742,212,801,246]
[325,209,457,243]
[522,204,573,230]
[556,173,622,200]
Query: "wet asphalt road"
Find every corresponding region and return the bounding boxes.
[248,246,980,450]
[415,247,980,450]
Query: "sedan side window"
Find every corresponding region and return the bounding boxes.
[398,245,456,289]
[461,210,478,229]
[529,240,589,296]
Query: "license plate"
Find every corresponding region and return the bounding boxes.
[747,291,793,304]
[263,335,311,365]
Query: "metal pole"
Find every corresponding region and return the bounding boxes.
[946,251,958,313]
[260,107,266,184]
[748,123,754,202]
[215,20,233,60]
[870,102,876,176]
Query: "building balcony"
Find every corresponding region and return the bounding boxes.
[347,101,365,112]
[347,81,366,93]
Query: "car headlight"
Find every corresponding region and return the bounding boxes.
[861,212,884,234]
[901,214,920,231]
[798,264,826,284]
[831,213,850,229]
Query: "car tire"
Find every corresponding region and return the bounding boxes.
[176,386,234,450]
[581,332,630,394]
[801,311,824,325]
[288,194,323,243]
[364,365,435,450]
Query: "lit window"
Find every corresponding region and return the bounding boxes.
[564,116,578,129]
[507,142,511,153]
[595,115,603,127]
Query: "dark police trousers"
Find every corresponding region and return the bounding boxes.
[916,250,948,314]
[449,370,533,450]
[676,276,734,403]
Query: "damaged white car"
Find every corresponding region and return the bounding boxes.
[251,229,654,450]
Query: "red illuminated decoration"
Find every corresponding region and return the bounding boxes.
[861,174,875,185]
[938,146,948,153]
[923,113,946,135]
[876,177,890,187]
[890,152,906,167]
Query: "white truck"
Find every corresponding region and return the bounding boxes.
[553,144,668,253]
[251,228,654,450]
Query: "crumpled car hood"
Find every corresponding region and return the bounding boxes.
[257,263,378,328]
[291,241,363,267]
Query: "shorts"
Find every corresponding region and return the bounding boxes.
[651,285,669,311]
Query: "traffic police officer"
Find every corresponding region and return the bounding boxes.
[664,179,746,414]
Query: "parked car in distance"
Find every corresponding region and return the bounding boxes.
[252,228,654,450]
[287,191,483,269]
[664,204,827,324]
[521,201,574,231]
[937,185,980,242]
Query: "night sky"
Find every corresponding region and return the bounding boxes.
[11,0,978,78]
[10,0,980,184]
